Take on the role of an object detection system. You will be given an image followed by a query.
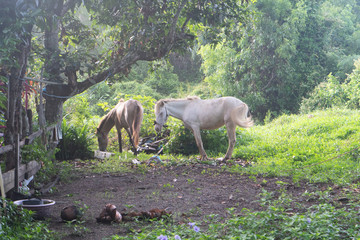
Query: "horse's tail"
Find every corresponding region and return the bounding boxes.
[131,102,144,148]
[231,103,253,128]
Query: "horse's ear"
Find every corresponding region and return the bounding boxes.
[158,101,164,107]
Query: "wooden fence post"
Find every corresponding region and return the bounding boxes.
[0,167,6,215]
[14,134,20,193]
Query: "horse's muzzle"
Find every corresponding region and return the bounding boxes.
[154,124,162,132]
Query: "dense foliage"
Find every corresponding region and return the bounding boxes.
[300,59,360,112]
[0,200,56,239]
[59,0,360,123]
[198,0,360,120]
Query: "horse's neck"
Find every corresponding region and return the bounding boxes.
[165,100,191,120]
[98,109,116,135]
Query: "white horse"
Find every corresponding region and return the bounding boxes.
[154,96,253,161]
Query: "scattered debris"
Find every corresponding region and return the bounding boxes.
[137,132,169,154]
[19,176,34,196]
[132,159,141,165]
[96,204,171,224]
[147,155,162,165]
[61,205,83,222]
[121,208,171,221]
[94,150,114,159]
[234,159,253,167]
[96,204,122,223]
[39,175,60,194]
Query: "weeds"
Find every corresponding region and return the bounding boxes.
[109,189,360,240]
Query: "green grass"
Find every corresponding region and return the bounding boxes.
[86,108,360,185]
[109,190,360,240]
[231,108,360,184]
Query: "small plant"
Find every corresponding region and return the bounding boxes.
[65,219,89,237]
[302,189,333,203]
[187,179,195,184]
[64,201,89,237]
[162,183,174,189]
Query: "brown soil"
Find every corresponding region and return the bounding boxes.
[42,161,339,240]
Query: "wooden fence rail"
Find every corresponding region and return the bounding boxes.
[0,124,57,195]
[2,160,41,193]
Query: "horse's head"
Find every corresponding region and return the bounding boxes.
[96,128,108,151]
[154,101,168,132]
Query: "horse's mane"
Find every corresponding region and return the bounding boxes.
[96,106,117,133]
[155,96,200,112]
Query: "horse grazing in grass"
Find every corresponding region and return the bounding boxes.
[154,96,253,161]
[96,99,143,155]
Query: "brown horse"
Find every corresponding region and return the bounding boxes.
[96,99,143,154]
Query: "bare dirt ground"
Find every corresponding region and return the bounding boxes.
[42,161,337,240]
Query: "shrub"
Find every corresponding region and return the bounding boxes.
[146,61,180,96]
[166,125,229,157]
[0,199,57,239]
[300,58,360,113]
[56,119,94,160]
[300,73,346,113]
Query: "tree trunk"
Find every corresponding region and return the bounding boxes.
[5,39,31,171]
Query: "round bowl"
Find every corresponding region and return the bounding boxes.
[14,199,56,219]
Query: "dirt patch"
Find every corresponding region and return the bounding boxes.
[42,163,334,240]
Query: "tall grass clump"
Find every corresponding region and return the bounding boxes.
[56,119,94,160]
[231,108,360,184]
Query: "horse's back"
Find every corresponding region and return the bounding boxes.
[187,97,243,114]
[183,97,248,129]
[115,99,143,127]
[125,99,143,115]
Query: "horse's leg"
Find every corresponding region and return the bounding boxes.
[115,124,123,153]
[125,128,137,155]
[117,129,122,153]
[223,122,236,161]
[191,127,208,160]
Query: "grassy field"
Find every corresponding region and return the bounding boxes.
[231,108,360,185]
[78,108,360,240]
[98,107,360,185]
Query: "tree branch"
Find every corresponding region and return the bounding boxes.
[262,71,275,91]
[75,52,141,94]
[164,0,187,52]
[61,0,79,16]
[181,17,190,33]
